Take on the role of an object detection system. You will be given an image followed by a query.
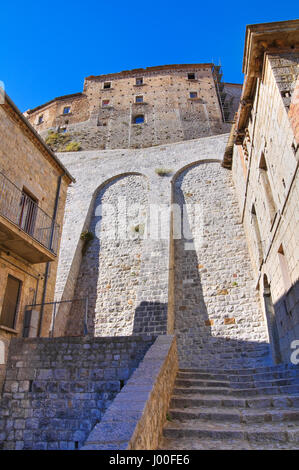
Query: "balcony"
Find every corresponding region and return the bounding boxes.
[0,172,59,263]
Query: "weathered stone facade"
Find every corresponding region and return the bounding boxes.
[51,134,272,372]
[0,94,73,391]
[25,64,241,151]
[0,335,155,449]
[173,161,271,368]
[230,21,299,364]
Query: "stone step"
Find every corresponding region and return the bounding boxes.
[170,394,299,409]
[175,377,299,389]
[177,369,299,382]
[173,386,231,396]
[230,378,299,389]
[229,370,299,383]
[168,407,299,424]
[179,364,298,375]
[173,384,299,397]
[158,437,299,450]
[177,371,231,381]
[162,419,299,443]
[175,378,230,388]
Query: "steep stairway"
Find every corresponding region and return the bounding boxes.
[159,364,299,450]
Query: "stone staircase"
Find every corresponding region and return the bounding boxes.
[159,364,299,450]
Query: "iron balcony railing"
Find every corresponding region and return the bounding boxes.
[0,171,59,254]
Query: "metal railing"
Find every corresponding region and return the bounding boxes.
[24,297,89,338]
[0,172,59,254]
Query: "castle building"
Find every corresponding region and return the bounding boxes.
[24,64,241,151]
[0,19,298,451]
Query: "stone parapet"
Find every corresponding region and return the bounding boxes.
[82,335,178,450]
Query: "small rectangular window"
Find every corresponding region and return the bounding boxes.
[188,73,195,80]
[135,95,143,103]
[133,115,144,124]
[63,106,71,114]
[136,78,143,85]
[103,82,111,89]
[102,100,110,107]
[190,92,198,99]
[0,276,22,329]
[38,115,43,124]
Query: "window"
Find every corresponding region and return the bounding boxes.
[188,73,195,80]
[63,106,71,114]
[38,115,43,124]
[103,82,111,89]
[102,100,110,107]
[0,275,22,329]
[19,190,37,236]
[135,95,143,103]
[136,77,143,85]
[133,115,144,124]
[190,92,198,99]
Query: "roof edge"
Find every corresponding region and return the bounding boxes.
[3,93,75,183]
[26,92,85,115]
[85,63,215,81]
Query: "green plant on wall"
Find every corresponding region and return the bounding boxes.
[132,223,145,235]
[45,130,71,150]
[64,141,81,152]
[80,231,94,255]
[45,130,81,152]
[155,168,173,177]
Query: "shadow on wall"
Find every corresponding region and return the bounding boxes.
[132,301,168,335]
[64,173,148,337]
[172,160,273,369]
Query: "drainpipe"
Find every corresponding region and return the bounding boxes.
[37,173,64,337]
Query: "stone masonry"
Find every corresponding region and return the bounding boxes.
[173,161,271,368]
[0,335,155,450]
[24,65,241,151]
[50,134,273,371]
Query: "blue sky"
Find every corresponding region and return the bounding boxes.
[0,1,297,112]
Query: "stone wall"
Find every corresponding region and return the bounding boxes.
[173,161,271,369]
[53,135,229,338]
[232,51,299,363]
[0,335,155,450]
[66,174,150,336]
[51,133,272,368]
[25,65,240,151]
[82,335,178,450]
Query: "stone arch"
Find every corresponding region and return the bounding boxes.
[65,172,149,337]
[171,159,270,368]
